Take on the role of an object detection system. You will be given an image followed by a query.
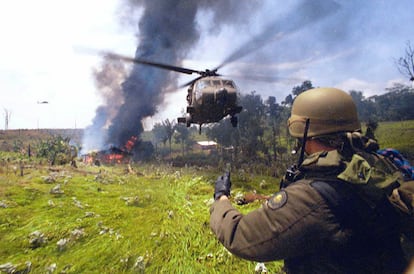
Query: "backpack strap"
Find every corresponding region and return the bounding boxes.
[309,179,400,234]
[310,179,365,229]
[308,178,407,271]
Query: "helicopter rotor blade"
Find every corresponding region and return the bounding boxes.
[225,73,304,84]
[101,51,204,75]
[178,75,205,89]
[75,0,339,92]
[213,0,340,72]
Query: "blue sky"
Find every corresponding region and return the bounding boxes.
[0,0,413,130]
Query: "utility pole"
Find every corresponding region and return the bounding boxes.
[4,108,11,130]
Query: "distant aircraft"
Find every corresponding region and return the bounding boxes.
[37,101,49,104]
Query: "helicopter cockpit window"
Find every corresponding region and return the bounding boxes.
[195,89,202,101]
[195,80,210,101]
[196,80,209,90]
[212,80,221,86]
[222,80,235,88]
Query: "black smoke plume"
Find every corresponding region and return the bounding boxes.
[84,0,339,154]
[103,0,260,150]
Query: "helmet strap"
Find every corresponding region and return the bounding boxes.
[281,118,310,189]
[297,118,311,167]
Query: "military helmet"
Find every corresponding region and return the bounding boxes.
[288,87,361,138]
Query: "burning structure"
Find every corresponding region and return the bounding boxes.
[83,146,132,165]
[82,135,138,165]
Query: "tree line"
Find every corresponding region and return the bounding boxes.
[350,83,414,122]
[3,81,412,171]
[150,81,414,172]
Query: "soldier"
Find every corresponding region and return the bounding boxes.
[210,87,408,273]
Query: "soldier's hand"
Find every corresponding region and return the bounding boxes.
[214,171,231,200]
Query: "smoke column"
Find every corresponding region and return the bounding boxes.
[82,57,126,152]
[107,1,198,147]
[86,0,261,151]
[82,0,344,155]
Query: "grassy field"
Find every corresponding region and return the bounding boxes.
[373,120,414,160]
[0,120,413,273]
[0,161,283,273]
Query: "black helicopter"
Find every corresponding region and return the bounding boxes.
[103,52,243,133]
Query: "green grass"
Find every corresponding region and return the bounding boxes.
[0,162,283,273]
[1,120,412,273]
[374,120,414,159]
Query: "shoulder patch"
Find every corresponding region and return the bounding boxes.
[267,190,288,210]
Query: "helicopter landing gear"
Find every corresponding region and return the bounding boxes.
[230,116,238,127]
[177,115,192,127]
[177,117,186,124]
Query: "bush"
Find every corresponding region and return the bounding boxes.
[35,135,76,165]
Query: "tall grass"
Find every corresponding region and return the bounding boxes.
[0,162,283,273]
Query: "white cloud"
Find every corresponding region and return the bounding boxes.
[1,0,413,129]
[336,77,413,98]
[336,78,383,97]
[0,0,136,129]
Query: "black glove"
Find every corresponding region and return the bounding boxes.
[214,171,231,200]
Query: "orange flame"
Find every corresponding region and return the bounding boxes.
[125,136,138,152]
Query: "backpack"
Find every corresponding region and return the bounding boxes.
[377,149,414,241]
[299,149,414,241]
[378,148,414,181]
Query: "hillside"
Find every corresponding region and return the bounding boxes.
[0,129,83,152]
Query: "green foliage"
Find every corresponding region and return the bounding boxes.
[351,83,414,122]
[0,163,284,273]
[203,81,414,168]
[152,122,168,146]
[163,119,176,154]
[174,123,195,156]
[35,135,76,165]
[291,80,314,97]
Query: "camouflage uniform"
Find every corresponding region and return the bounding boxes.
[210,149,407,273]
[210,87,409,273]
